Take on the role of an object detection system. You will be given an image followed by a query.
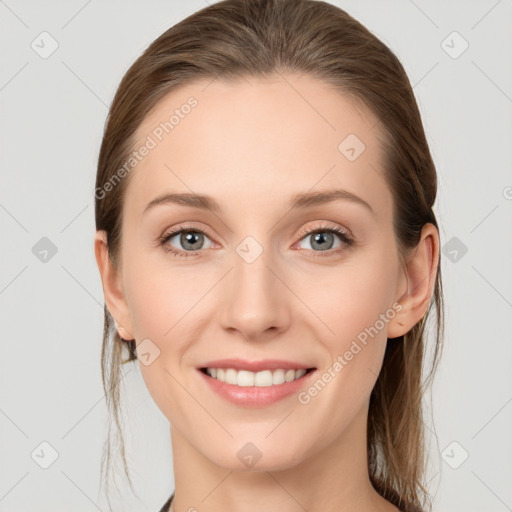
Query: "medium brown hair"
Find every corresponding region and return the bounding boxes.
[95,1,444,510]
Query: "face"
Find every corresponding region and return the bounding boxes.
[105,73,410,471]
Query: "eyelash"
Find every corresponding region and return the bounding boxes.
[158,223,355,259]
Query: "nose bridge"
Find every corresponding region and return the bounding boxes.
[219,235,289,338]
[234,239,273,294]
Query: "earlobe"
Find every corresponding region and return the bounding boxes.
[387,223,439,339]
[94,230,135,341]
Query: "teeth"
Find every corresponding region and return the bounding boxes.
[205,367,309,386]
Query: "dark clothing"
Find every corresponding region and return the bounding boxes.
[158,492,174,512]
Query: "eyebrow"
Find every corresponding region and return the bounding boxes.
[143,189,374,216]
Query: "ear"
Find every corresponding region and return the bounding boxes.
[94,230,134,340]
[387,223,440,339]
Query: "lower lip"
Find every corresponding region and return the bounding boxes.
[197,368,317,407]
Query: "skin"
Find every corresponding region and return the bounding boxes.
[95,73,439,512]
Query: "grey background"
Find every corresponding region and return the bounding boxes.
[1,1,511,511]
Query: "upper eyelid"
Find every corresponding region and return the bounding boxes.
[162,222,347,236]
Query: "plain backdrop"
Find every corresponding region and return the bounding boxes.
[1,1,511,511]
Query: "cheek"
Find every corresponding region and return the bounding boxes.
[303,256,397,346]
[298,251,398,400]
[121,255,210,414]
[124,255,199,339]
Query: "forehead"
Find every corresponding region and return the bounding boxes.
[127,73,391,222]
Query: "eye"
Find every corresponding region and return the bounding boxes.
[158,223,355,258]
[294,224,354,257]
[158,225,214,257]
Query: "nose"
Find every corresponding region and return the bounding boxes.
[218,246,291,341]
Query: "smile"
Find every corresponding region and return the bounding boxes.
[201,367,315,387]
[197,365,318,407]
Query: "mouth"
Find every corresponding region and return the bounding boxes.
[199,366,316,387]
[195,358,318,407]
[197,364,318,407]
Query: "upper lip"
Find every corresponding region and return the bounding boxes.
[199,358,316,372]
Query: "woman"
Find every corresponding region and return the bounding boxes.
[94,0,444,510]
